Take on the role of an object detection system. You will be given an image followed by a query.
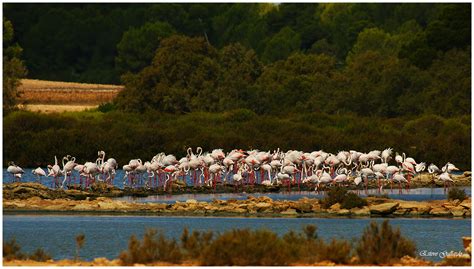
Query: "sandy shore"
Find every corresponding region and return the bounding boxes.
[2,255,440,266]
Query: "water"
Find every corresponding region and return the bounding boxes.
[116,187,471,204]
[4,168,470,203]
[3,214,470,262]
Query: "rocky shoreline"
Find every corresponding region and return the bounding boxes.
[3,188,471,218]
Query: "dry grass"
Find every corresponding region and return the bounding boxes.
[18,79,123,105]
[19,104,98,113]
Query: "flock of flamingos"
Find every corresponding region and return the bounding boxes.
[7,147,460,194]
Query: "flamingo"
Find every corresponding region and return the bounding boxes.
[7,162,24,182]
[392,172,407,194]
[61,155,77,189]
[439,172,454,192]
[32,167,47,183]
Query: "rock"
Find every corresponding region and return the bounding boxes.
[73,203,95,211]
[351,206,370,216]
[337,209,351,215]
[255,202,272,211]
[369,202,399,215]
[44,204,66,210]
[393,208,409,216]
[328,203,341,212]
[459,199,471,209]
[281,208,298,215]
[399,201,431,213]
[229,207,247,214]
[97,202,117,210]
[185,199,198,204]
[293,202,313,213]
[257,196,273,203]
[450,206,465,217]
[429,207,451,216]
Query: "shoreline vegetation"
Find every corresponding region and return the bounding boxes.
[3,110,471,170]
[3,222,471,266]
[3,182,471,218]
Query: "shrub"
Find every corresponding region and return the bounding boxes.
[29,248,52,262]
[318,238,353,264]
[180,228,214,260]
[341,192,368,209]
[321,186,348,208]
[75,233,85,261]
[97,102,116,113]
[119,229,183,265]
[3,238,25,261]
[201,228,290,266]
[447,187,467,201]
[322,187,368,209]
[356,220,416,265]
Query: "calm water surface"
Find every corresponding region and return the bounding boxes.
[3,215,471,262]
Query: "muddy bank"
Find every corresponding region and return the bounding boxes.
[3,191,471,218]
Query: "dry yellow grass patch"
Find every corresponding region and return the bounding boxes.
[18,79,123,105]
[19,104,98,113]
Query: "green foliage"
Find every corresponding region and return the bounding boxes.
[3,17,27,115]
[3,238,25,261]
[119,229,183,265]
[3,238,52,262]
[322,187,368,209]
[4,3,470,85]
[29,248,52,262]
[262,26,301,63]
[116,21,175,74]
[447,187,467,201]
[3,110,471,170]
[341,192,369,209]
[201,228,288,265]
[75,233,85,261]
[356,220,416,265]
[318,239,353,264]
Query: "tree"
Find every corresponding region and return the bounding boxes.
[115,35,219,113]
[346,27,399,63]
[116,21,175,74]
[3,17,27,114]
[216,43,262,110]
[261,26,301,63]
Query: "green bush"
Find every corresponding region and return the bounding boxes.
[341,192,368,209]
[447,187,467,201]
[3,238,25,261]
[29,248,52,262]
[322,187,368,209]
[321,186,348,208]
[119,229,183,265]
[180,228,214,260]
[318,238,353,264]
[356,220,416,265]
[201,228,289,266]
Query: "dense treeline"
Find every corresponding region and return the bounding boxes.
[2,3,471,168]
[3,110,470,169]
[7,3,469,117]
[115,35,470,118]
[4,3,471,84]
